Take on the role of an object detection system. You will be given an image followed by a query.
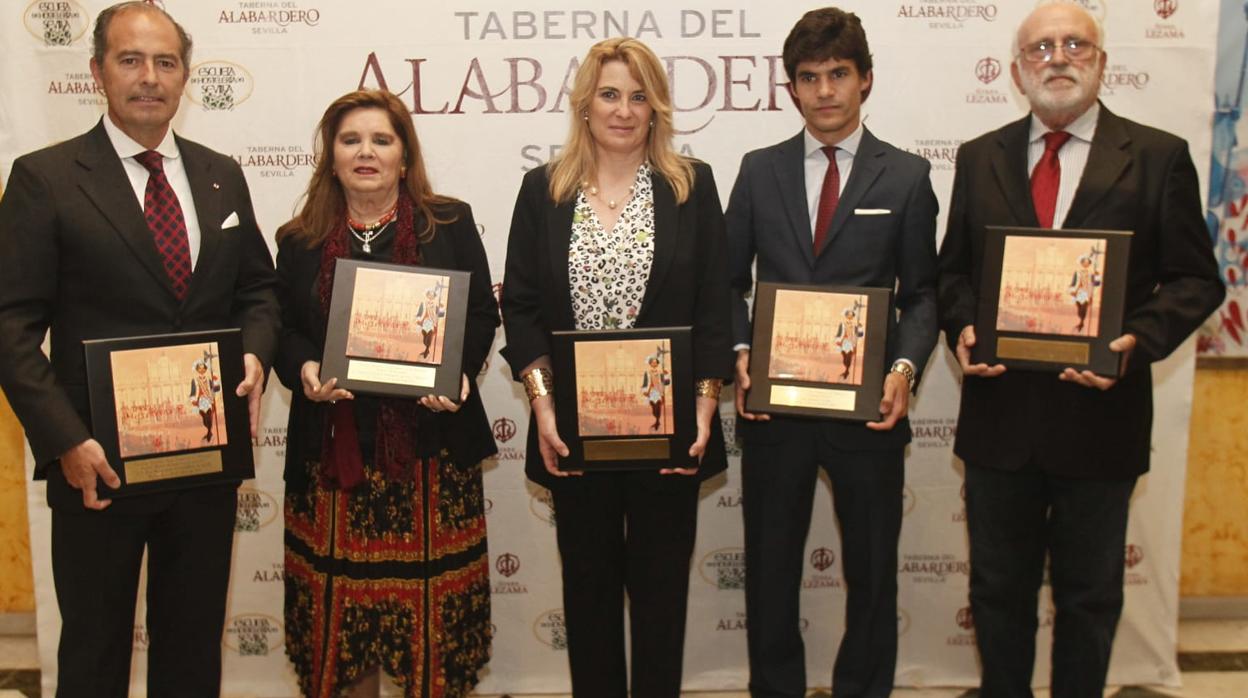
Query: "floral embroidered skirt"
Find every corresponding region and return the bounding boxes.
[284,452,491,698]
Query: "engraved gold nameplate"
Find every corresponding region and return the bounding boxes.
[584,438,670,462]
[125,451,223,484]
[997,337,1089,365]
[770,385,856,412]
[348,359,436,388]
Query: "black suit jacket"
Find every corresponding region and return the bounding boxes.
[273,201,499,490]
[937,105,1225,478]
[500,161,734,488]
[726,128,940,450]
[0,119,280,509]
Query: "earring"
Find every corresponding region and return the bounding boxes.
[400,166,407,178]
[582,112,589,121]
[649,120,654,128]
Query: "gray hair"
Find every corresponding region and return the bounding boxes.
[1011,0,1105,59]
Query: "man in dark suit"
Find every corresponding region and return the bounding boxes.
[937,3,1224,695]
[0,3,279,696]
[726,8,938,697]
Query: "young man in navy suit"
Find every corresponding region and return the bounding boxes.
[0,3,279,696]
[726,7,939,697]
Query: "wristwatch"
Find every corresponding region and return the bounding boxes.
[890,360,916,392]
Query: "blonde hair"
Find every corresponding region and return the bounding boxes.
[548,38,694,205]
[276,89,458,247]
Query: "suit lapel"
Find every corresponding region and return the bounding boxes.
[816,128,885,257]
[989,115,1038,226]
[179,138,222,300]
[547,191,576,323]
[1063,106,1131,228]
[636,169,677,325]
[75,121,178,297]
[771,132,815,268]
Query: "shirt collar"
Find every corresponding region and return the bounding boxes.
[101,115,182,162]
[803,121,864,159]
[1028,101,1099,144]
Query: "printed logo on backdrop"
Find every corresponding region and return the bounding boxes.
[947,606,976,646]
[1100,64,1151,96]
[533,609,568,650]
[217,1,322,35]
[529,487,556,526]
[898,608,911,637]
[803,546,844,590]
[223,614,285,656]
[493,553,528,594]
[360,8,786,166]
[964,56,1010,107]
[1147,0,1185,39]
[235,487,279,532]
[251,425,287,452]
[912,417,958,448]
[714,485,742,509]
[1124,543,1149,587]
[23,0,89,46]
[902,486,917,517]
[252,562,284,583]
[896,0,999,30]
[133,623,150,652]
[714,611,808,633]
[720,411,741,457]
[235,146,315,180]
[900,553,970,584]
[493,417,517,443]
[699,547,746,590]
[47,71,105,106]
[483,497,494,516]
[905,141,963,173]
[186,61,255,111]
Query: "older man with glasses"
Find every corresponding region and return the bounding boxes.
[936,1,1223,695]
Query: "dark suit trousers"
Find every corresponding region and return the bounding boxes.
[49,469,237,698]
[964,461,1136,698]
[551,470,701,698]
[742,423,903,698]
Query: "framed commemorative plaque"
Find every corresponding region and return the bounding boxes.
[551,326,696,471]
[972,226,1131,376]
[321,258,470,400]
[745,283,891,421]
[83,328,254,498]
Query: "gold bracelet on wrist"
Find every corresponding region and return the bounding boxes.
[523,368,553,401]
[695,378,722,400]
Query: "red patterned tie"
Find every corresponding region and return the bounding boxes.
[812,145,840,254]
[1030,131,1072,229]
[134,150,192,300]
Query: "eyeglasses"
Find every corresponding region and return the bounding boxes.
[1017,37,1100,63]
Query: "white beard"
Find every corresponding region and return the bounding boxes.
[1018,61,1100,123]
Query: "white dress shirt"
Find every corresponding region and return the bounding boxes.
[102,115,203,268]
[804,122,862,239]
[1026,101,1099,230]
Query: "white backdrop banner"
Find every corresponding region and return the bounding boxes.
[3,0,1215,695]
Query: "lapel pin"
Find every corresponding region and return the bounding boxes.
[212,182,220,190]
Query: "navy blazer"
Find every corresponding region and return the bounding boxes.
[500,161,734,488]
[937,105,1224,479]
[726,127,940,450]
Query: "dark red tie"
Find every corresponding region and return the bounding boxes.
[1030,131,1072,229]
[813,145,840,254]
[134,150,192,300]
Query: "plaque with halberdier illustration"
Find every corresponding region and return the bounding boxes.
[321,258,470,400]
[745,282,891,421]
[972,226,1131,376]
[551,326,696,471]
[84,328,254,498]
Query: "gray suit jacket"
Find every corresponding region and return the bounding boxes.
[726,127,939,449]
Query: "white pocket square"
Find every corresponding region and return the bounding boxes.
[854,208,892,215]
[221,211,240,229]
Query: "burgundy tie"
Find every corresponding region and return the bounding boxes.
[1030,131,1072,229]
[813,145,840,254]
[134,150,192,300]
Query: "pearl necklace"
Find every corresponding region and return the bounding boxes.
[346,202,398,254]
[583,181,635,210]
